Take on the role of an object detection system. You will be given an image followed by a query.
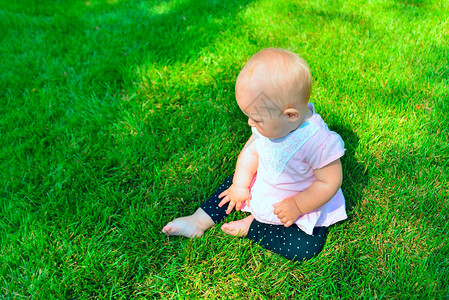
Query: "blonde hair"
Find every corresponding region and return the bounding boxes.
[235,48,312,108]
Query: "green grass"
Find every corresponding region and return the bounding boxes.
[1,0,448,298]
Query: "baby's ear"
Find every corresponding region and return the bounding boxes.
[283,108,300,122]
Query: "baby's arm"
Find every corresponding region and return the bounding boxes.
[218,135,258,214]
[273,159,343,227]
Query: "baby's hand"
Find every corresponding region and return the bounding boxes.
[273,197,302,227]
[218,184,250,214]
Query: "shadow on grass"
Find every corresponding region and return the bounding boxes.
[80,0,255,85]
[1,0,255,96]
[332,125,368,218]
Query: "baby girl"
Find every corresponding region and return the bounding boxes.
[162,48,347,261]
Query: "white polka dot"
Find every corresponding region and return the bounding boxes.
[306,251,308,254]
[307,242,309,244]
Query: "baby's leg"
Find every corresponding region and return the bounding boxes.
[247,220,328,261]
[162,175,234,238]
[198,174,234,223]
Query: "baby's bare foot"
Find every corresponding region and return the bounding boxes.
[162,216,204,238]
[221,215,255,237]
[162,208,214,238]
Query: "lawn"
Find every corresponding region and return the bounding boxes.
[1,0,448,298]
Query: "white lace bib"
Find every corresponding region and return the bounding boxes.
[253,121,319,179]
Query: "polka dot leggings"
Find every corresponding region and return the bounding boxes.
[200,175,328,261]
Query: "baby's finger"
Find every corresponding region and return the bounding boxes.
[284,220,293,227]
[235,201,242,211]
[218,190,228,199]
[218,196,229,207]
[226,201,235,214]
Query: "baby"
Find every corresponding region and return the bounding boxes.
[162,48,347,261]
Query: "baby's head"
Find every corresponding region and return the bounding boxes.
[235,48,312,139]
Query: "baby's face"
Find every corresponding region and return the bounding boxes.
[236,88,299,139]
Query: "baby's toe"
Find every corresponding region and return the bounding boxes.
[162,224,175,234]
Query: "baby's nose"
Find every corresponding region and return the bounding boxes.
[248,118,256,127]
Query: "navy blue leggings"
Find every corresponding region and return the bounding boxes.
[200,175,328,261]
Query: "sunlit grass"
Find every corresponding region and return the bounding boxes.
[1,0,448,298]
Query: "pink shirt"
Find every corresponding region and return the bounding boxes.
[242,103,347,235]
